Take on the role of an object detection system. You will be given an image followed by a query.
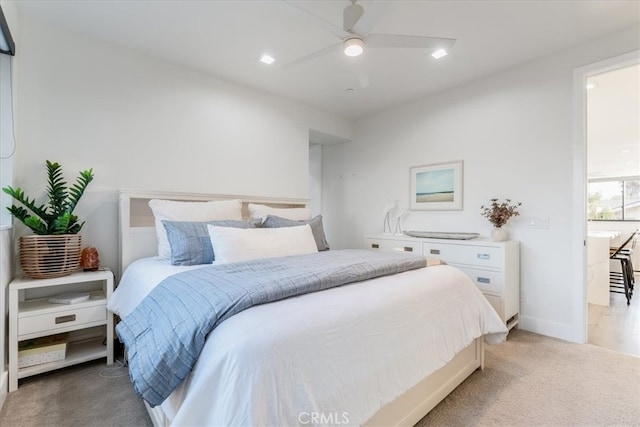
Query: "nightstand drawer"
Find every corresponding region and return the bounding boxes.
[18,305,107,337]
[366,239,420,254]
[456,267,503,294]
[422,243,502,268]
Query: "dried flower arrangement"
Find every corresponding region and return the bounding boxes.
[480,198,522,228]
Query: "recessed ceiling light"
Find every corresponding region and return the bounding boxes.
[431,49,448,59]
[259,54,275,65]
[345,88,354,92]
[344,38,364,57]
[586,82,598,90]
[622,149,631,153]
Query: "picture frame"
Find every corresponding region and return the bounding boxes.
[410,160,463,211]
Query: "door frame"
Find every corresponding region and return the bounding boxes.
[571,50,640,343]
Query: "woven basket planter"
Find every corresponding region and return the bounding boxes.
[19,235,82,279]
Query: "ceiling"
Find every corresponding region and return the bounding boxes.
[15,0,640,119]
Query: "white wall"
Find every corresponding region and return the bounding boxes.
[0,0,18,409]
[322,25,640,342]
[308,144,322,217]
[12,13,353,275]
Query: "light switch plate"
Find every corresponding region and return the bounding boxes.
[528,216,550,229]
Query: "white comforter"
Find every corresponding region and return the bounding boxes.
[108,257,507,426]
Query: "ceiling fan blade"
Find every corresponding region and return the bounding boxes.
[343,1,365,32]
[280,0,350,40]
[280,42,343,69]
[351,1,390,38]
[367,33,457,50]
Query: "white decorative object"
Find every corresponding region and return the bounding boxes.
[48,291,91,305]
[394,208,409,235]
[491,227,508,242]
[480,198,521,242]
[382,200,399,234]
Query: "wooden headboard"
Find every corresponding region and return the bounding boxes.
[118,189,307,277]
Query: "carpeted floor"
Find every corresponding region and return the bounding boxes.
[0,361,152,427]
[417,329,640,426]
[1,329,638,426]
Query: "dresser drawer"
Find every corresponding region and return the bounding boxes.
[18,305,107,337]
[366,238,420,254]
[456,267,503,294]
[422,242,501,268]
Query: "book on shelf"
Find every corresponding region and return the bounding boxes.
[48,291,91,305]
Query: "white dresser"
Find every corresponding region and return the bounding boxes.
[365,234,520,330]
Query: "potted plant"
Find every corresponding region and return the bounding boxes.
[2,160,94,279]
[480,198,521,242]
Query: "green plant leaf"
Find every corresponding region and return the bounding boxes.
[2,161,95,235]
[46,160,68,217]
[2,186,49,220]
[24,215,48,234]
[51,211,72,234]
[66,168,94,215]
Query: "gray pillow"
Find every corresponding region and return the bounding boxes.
[163,219,261,265]
[262,215,330,251]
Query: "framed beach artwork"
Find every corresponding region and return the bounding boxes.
[410,160,463,210]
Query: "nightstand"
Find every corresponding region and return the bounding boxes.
[8,269,114,391]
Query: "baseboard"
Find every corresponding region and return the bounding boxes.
[519,316,579,343]
[0,370,8,410]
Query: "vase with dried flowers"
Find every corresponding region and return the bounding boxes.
[480,198,521,242]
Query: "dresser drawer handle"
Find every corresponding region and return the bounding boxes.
[477,277,491,284]
[430,249,440,255]
[371,244,379,249]
[404,247,413,252]
[477,253,491,260]
[55,314,76,324]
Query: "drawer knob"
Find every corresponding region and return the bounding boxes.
[430,249,440,255]
[55,314,76,324]
[371,244,379,249]
[477,253,490,260]
[477,277,491,284]
[404,247,413,252]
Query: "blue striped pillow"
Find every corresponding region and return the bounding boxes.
[163,219,261,265]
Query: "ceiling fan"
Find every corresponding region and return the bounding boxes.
[280,0,457,69]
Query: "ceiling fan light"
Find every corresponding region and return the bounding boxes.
[431,49,448,59]
[259,54,275,65]
[344,38,364,57]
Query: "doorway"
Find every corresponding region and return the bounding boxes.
[579,54,640,355]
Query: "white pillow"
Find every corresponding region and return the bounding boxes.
[208,224,318,264]
[248,203,312,223]
[149,199,243,259]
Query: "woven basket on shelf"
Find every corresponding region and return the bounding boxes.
[19,235,82,279]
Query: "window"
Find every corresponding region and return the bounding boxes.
[588,177,640,221]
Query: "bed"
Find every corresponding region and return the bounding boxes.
[109,189,508,426]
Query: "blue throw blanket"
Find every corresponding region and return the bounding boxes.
[116,249,427,406]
